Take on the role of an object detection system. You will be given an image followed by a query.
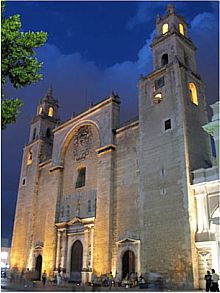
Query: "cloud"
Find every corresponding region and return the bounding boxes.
[36,29,154,122]
[127,2,165,29]
[190,12,217,32]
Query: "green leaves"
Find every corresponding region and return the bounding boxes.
[1,0,47,129]
[1,98,24,130]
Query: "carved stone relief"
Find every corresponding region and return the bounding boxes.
[73,126,93,161]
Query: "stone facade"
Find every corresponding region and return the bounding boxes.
[10,6,219,290]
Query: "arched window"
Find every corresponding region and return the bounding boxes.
[179,23,184,35]
[189,82,198,105]
[153,93,163,104]
[162,23,169,34]
[39,106,43,115]
[76,167,86,188]
[46,128,51,139]
[161,53,168,66]
[33,128,36,140]
[48,107,54,117]
[27,149,33,165]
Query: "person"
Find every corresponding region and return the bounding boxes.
[211,269,219,292]
[108,271,113,289]
[57,271,61,287]
[204,271,212,292]
[24,268,29,288]
[42,270,47,286]
[114,271,120,288]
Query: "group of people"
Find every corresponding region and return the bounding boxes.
[204,269,219,292]
[91,271,153,289]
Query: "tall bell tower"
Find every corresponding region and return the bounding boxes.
[138,5,213,289]
[10,87,59,273]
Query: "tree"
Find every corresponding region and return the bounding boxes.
[1,0,47,129]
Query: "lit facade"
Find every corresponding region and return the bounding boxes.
[10,6,219,290]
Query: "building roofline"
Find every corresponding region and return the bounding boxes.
[53,95,120,133]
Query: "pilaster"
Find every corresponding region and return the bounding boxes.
[93,145,115,275]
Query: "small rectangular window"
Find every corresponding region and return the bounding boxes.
[76,167,86,188]
[22,177,26,186]
[155,76,165,90]
[164,119,171,131]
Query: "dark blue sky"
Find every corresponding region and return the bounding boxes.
[2,1,219,243]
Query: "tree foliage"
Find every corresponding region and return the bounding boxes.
[1,0,47,129]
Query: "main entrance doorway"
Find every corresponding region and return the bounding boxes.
[35,255,42,280]
[122,250,135,278]
[70,240,83,282]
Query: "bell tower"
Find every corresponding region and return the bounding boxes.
[138,5,213,289]
[152,4,197,72]
[29,86,59,161]
[10,87,59,272]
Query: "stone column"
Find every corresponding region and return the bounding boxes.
[93,145,115,275]
[201,193,209,232]
[55,230,61,269]
[196,194,203,232]
[61,229,68,270]
[90,227,94,270]
[196,193,209,232]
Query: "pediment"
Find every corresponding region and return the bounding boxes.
[34,240,44,248]
[117,237,140,245]
[67,217,83,225]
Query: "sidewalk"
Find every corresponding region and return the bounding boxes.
[1,278,147,292]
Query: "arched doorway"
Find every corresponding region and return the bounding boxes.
[122,250,135,278]
[70,240,83,282]
[35,255,42,280]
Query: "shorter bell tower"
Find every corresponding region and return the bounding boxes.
[29,86,59,162]
[29,86,59,143]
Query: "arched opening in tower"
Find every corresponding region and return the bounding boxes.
[161,53,168,66]
[122,250,135,278]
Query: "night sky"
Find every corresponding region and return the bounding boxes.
[1,1,219,244]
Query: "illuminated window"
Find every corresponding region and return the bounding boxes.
[39,107,43,115]
[76,167,86,188]
[162,23,169,34]
[27,150,33,165]
[153,93,163,104]
[48,107,54,117]
[161,53,168,66]
[179,23,184,35]
[189,82,198,105]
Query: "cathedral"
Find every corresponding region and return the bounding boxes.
[10,5,219,290]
